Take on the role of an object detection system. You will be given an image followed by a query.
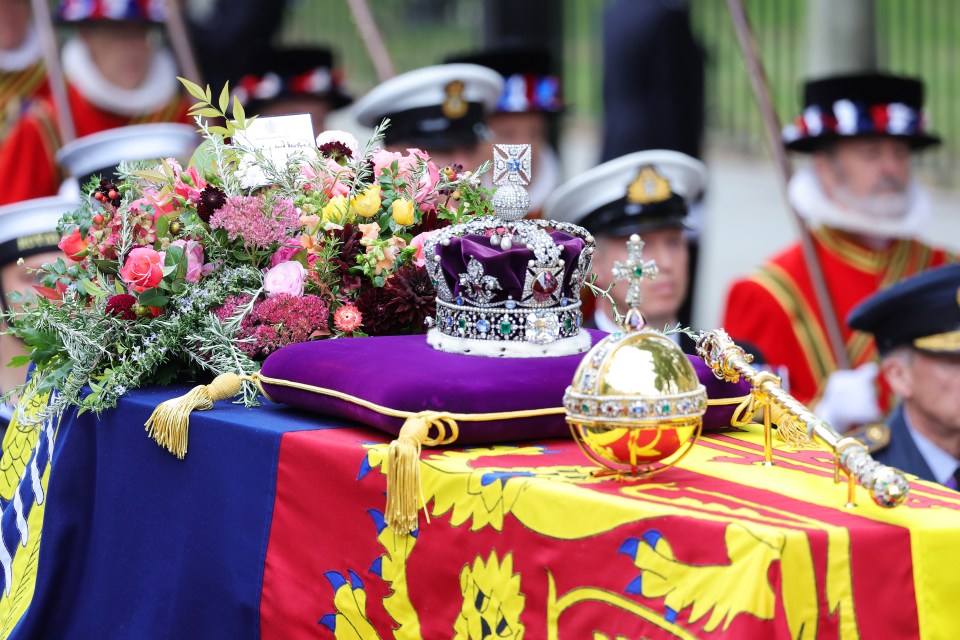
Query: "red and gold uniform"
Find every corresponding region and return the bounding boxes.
[0,84,189,205]
[0,61,48,141]
[722,227,953,407]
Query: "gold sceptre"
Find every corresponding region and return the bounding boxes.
[696,329,909,509]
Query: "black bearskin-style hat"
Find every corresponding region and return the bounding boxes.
[782,72,941,153]
[234,47,353,113]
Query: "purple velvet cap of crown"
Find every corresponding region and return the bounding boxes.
[435,230,586,302]
[259,331,750,443]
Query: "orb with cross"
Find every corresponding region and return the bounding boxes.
[563,232,706,479]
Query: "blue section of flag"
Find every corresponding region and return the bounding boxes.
[2,385,350,640]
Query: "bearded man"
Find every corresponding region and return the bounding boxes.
[721,73,955,428]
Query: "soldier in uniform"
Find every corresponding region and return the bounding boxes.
[847,263,960,488]
[721,73,954,425]
[233,46,353,136]
[0,0,49,141]
[352,63,502,172]
[544,150,705,354]
[445,46,564,218]
[0,0,191,205]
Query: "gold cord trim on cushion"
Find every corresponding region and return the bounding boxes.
[147,372,749,535]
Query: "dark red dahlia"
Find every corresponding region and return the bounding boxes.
[356,158,377,185]
[329,224,364,291]
[105,294,138,320]
[382,264,436,333]
[196,185,227,223]
[354,285,402,336]
[317,141,354,164]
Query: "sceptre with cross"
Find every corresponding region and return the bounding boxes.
[611,234,658,331]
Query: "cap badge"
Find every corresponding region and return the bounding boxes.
[627,165,672,205]
[442,80,468,120]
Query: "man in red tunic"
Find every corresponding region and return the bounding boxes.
[721,73,954,430]
[0,0,49,141]
[0,0,190,205]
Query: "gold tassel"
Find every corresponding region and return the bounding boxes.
[144,372,245,459]
[384,411,458,536]
[729,393,814,449]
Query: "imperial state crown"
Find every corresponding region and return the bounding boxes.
[424,144,595,357]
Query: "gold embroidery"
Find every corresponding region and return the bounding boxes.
[626,165,672,205]
[442,80,468,120]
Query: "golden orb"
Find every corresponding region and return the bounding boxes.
[564,329,707,477]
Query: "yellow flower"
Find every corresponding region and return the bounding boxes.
[391,198,415,226]
[350,184,381,218]
[321,195,351,224]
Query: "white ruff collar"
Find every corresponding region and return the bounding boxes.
[0,26,42,72]
[62,37,179,116]
[787,165,931,240]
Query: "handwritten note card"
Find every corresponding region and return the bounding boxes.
[233,113,316,188]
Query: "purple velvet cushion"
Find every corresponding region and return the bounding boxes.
[692,358,752,431]
[259,331,751,443]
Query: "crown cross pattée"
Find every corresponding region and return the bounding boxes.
[611,234,658,330]
[491,144,532,222]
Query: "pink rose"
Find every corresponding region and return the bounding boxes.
[263,260,306,298]
[409,230,440,267]
[58,228,89,261]
[174,165,207,204]
[162,239,205,284]
[370,148,402,179]
[120,247,164,292]
[130,191,174,222]
[415,159,441,207]
[270,243,302,268]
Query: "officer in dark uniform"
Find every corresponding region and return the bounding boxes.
[847,262,960,488]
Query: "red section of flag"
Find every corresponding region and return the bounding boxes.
[261,427,919,639]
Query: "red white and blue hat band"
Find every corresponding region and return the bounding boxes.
[497,73,563,114]
[234,67,347,106]
[57,0,165,22]
[783,100,939,151]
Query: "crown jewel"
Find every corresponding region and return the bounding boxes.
[425,144,596,357]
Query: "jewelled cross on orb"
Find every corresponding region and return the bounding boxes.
[491,144,532,221]
[611,234,658,331]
